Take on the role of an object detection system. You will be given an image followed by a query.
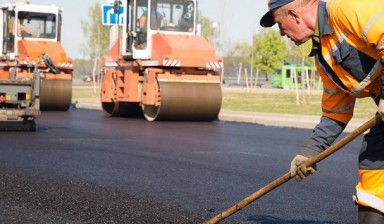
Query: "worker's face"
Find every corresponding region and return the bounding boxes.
[272,7,312,45]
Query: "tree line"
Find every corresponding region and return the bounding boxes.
[73,2,314,84]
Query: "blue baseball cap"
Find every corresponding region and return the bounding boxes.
[260,0,294,27]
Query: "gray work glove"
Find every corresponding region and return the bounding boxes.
[378,99,384,121]
[290,154,317,182]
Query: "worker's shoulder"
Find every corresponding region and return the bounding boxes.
[327,0,378,15]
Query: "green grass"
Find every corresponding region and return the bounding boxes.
[73,86,378,119]
[72,86,100,99]
[223,90,322,115]
[222,88,377,119]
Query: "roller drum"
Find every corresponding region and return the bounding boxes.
[142,81,222,121]
[40,79,72,111]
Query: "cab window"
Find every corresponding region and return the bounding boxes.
[17,11,56,39]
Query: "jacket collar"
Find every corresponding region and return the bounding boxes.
[318,0,332,36]
[309,0,333,56]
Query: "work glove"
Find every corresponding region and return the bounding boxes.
[378,98,384,122]
[290,154,317,182]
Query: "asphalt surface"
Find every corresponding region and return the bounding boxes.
[0,108,363,224]
[0,111,205,224]
[0,170,203,223]
[0,86,370,224]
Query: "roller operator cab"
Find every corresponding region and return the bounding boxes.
[101,0,223,121]
[0,2,73,111]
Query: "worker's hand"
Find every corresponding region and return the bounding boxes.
[290,154,317,182]
[378,99,384,121]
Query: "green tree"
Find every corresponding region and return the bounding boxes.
[286,40,317,104]
[80,1,110,60]
[226,41,250,67]
[225,41,251,84]
[198,11,221,52]
[73,59,94,78]
[286,40,314,66]
[251,29,288,81]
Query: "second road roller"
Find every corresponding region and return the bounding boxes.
[101,0,223,121]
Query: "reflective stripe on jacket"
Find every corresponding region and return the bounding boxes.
[355,170,384,213]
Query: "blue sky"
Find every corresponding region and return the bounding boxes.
[1,0,268,59]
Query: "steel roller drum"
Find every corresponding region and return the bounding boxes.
[142,81,222,121]
[40,79,72,111]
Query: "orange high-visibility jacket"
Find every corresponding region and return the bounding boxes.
[316,0,384,124]
[315,0,384,213]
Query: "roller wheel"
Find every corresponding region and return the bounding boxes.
[142,104,160,121]
[102,102,116,117]
[40,79,72,111]
[142,81,222,121]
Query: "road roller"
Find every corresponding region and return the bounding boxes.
[101,0,223,121]
[0,1,73,111]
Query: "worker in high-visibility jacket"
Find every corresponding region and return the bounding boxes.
[136,1,164,48]
[260,0,384,223]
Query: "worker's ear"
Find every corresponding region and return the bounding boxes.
[288,9,300,24]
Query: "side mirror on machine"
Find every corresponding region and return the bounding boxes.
[113,0,121,13]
